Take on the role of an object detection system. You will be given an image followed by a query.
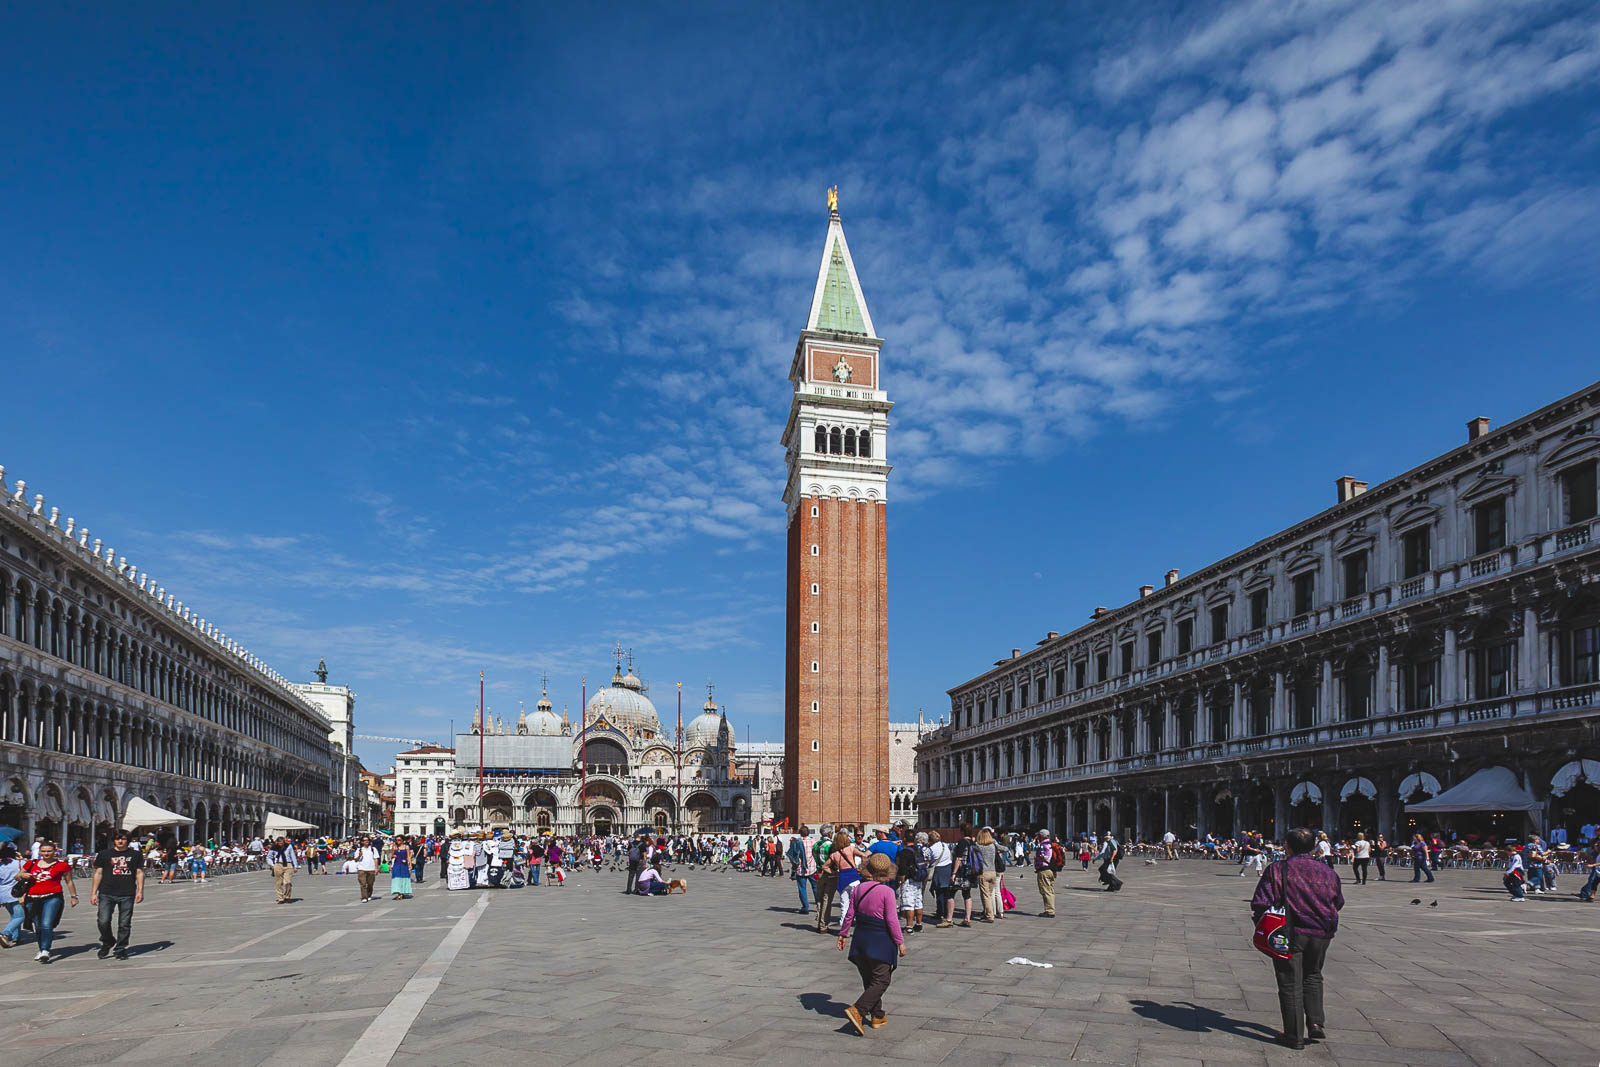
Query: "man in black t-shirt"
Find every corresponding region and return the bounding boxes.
[91,830,145,960]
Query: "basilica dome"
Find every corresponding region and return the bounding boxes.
[685,690,728,749]
[585,681,661,739]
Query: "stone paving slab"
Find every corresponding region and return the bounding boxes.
[2,860,1596,1065]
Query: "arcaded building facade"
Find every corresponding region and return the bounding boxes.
[917,383,1600,844]
[0,468,335,848]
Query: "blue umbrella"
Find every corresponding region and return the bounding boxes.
[0,826,22,843]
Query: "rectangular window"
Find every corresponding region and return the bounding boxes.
[1075,661,1087,689]
[1210,605,1228,644]
[1474,496,1507,554]
[1293,572,1315,616]
[1402,527,1431,579]
[1019,682,1029,707]
[1344,669,1371,720]
[1293,676,1318,729]
[1004,690,1014,714]
[1146,631,1162,664]
[1054,668,1066,696]
[1342,552,1368,598]
[1564,460,1599,523]
[1095,652,1109,682]
[419,798,427,809]
[1119,642,1134,675]
[1472,644,1512,698]
[1565,624,1599,686]
[991,697,999,719]
[1249,590,1269,630]
[1176,619,1193,656]
[1402,659,1437,711]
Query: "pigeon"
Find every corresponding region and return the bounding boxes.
[1429,901,1438,907]
[1410,898,1422,905]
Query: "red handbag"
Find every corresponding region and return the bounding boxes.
[1252,861,1294,961]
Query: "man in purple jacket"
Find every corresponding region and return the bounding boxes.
[1250,827,1345,1050]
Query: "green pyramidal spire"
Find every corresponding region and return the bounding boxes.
[806,202,875,337]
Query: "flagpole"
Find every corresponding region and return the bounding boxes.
[478,671,485,818]
[580,675,588,837]
[675,682,683,835]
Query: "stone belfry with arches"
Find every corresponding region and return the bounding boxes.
[782,188,892,828]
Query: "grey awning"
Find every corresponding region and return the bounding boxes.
[1404,766,1542,813]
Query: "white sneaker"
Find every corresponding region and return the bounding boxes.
[35,950,51,962]
[1511,897,1524,902]
[1534,889,1544,895]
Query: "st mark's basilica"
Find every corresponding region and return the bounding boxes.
[447,649,774,836]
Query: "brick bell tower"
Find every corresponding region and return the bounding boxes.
[782,188,892,829]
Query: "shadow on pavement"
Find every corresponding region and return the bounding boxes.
[799,991,847,1019]
[1130,1000,1277,1043]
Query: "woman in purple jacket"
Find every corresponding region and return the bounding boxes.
[1250,828,1345,1050]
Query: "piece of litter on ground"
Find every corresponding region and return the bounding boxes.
[1005,956,1053,968]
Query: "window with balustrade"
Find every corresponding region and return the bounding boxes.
[1343,552,1368,598]
[1075,660,1087,689]
[1473,496,1507,554]
[1095,651,1109,682]
[1343,661,1372,720]
[1563,460,1598,524]
[1004,689,1013,714]
[1293,571,1316,616]
[1147,630,1162,664]
[1249,590,1268,630]
[1470,642,1513,699]
[1249,681,1272,735]
[1402,659,1438,710]
[1119,641,1134,675]
[1208,690,1230,741]
[1402,526,1431,579]
[1054,668,1066,696]
[1291,675,1318,729]
[1210,605,1228,644]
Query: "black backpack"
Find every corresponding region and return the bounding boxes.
[965,840,986,876]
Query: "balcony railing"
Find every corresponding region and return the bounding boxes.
[1469,553,1501,577]
[1400,577,1426,599]
[1556,523,1593,551]
[1340,597,1364,619]
[1291,615,1311,633]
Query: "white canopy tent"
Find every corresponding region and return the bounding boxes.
[265,813,319,835]
[121,797,195,831]
[1404,766,1542,813]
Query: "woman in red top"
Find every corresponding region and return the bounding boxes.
[20,841,78,962]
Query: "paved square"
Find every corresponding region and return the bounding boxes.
[2,860,1596,1066]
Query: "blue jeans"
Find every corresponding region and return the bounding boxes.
[529,864,542,886]
[1579,868,1599,901]
[2,900,22,942]
[26,894,64,952]
[1412,863,1434,883]
[796,873,814,911]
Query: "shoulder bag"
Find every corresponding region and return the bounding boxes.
[1252,860,1294,961]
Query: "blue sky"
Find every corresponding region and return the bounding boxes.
[4,2,1599,773]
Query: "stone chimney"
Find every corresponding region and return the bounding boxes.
[1164,568,1180,586]
[1011,648,1021,659]
[1139,584,1154,598]
[1092,606,1109,619]
[1336,476,1369,503]
[1046,631,1058,640]
[1468,416,1491,440]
